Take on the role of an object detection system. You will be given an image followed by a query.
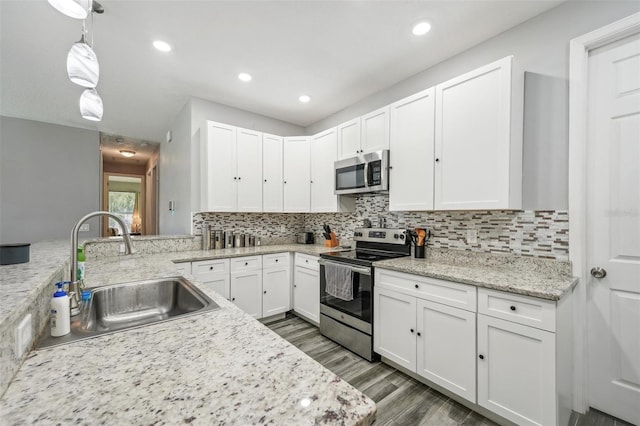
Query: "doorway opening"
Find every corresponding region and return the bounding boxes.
[100,133,160,236]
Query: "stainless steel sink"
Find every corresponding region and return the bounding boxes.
[37,276,220,349]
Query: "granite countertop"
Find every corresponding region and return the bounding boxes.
[373,249,577,301]
[0,250,376,425]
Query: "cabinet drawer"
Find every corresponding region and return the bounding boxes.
[376,269,476,312]
[263,252,290,268]
[192,259,229,276]
[295,253,319,271]
[230,255,262,273]
[478,288,556,332]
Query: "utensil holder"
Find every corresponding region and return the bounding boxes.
[325,232,339,248]
[414,245,425,259]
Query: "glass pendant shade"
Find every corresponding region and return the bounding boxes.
[79,88,103,121]
[67,36,99,87]
[48,0,88,19]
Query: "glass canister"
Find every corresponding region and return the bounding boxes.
[234,233,245,247]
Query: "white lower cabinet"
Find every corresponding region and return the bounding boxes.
[477,288,571,426]
[190,259,230,299]
[417,299,476,402]
[230,256,263,318]
[477,314,555,426]
[262,253,291,317]
[293,253,319,324]
[374,269,477,403]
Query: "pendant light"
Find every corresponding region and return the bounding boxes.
[47,0,88,19]
[67,22,99,87]
[79,88,103,121]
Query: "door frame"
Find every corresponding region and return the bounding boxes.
[568,12,640,413]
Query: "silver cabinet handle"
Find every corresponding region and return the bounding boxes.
[591,267,607,279]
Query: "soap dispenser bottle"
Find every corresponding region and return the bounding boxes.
[50,282,70,337]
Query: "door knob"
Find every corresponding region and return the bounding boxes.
[591,267,607,279]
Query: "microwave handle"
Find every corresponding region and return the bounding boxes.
[363,161,369,186]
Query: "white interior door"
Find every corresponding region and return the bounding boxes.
[587,32,640,425]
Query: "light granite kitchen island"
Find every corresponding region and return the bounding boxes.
[0,246,376,425]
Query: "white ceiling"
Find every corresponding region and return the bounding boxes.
[1,0,564,143]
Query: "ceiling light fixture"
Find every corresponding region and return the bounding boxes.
[238,73,252,82]
[412,21,432,36]
[299,95,311,103]
[119,150,136,158]
[47,0,88,19]
[50,0,105,121]
[67,32,99,87]
[153,40,172,52]
[79,88,103,121]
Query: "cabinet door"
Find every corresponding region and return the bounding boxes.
[200,274,230,300]
[230,271,263,318]
[361,106,390,153]
[262,133,283,212]
[236,128,263,212]
[201,121,237,211]
[389,88,435,211]
[416,299,476,402]
[283,137,310,212]
[262,266,291,317]
[477,314,556,426]
[337,117,361,159]
[435,56,516,210]
[310,128,338,212]
[373,287,416,371]
[293,266,319,324]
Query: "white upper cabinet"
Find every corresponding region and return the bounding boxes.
[434,56,520,210]
[310,128,339,212]
[337,107,390,159]
[337,118,361,159]
[283,137,311,212]
[361,106,390,153]
[236,128,263,212]
[262,133,284,212]
[200,121,262,212]
[389,88,435,211]
[201,121,237,211]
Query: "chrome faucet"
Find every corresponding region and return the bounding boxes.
[69,211,134,313]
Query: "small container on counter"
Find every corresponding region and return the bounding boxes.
[225,231,234,248]
[50,282,70,337]
[212,230,224,249]
[202,223,211,250]
[234,233,245,247]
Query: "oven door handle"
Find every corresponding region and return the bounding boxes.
[318,259,371,276]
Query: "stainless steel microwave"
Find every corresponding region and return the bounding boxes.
[334,150,389,195]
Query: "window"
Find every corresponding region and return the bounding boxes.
[108,191,136,232]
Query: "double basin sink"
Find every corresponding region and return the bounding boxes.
[37,276,220,348]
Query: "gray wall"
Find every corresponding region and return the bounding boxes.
[190,97,305,137]
[304,1,640,210]
[0,116,100,243]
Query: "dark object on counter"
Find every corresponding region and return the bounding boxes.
[297,232,315,244]
[414,245,425,258]
[322,224,332,240]
[0,243,30,265]
[363,219,372,228]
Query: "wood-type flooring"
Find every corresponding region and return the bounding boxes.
[266,314,635,426]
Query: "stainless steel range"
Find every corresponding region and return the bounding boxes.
[319,228,410,361]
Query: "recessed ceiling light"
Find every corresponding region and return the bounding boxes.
[153,40,172,52]
[299,95,311,103]
[238,73,252,82]
[119,150,136,158]
[412,21,431,36]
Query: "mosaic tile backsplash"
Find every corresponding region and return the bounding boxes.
[195,193,569,260]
